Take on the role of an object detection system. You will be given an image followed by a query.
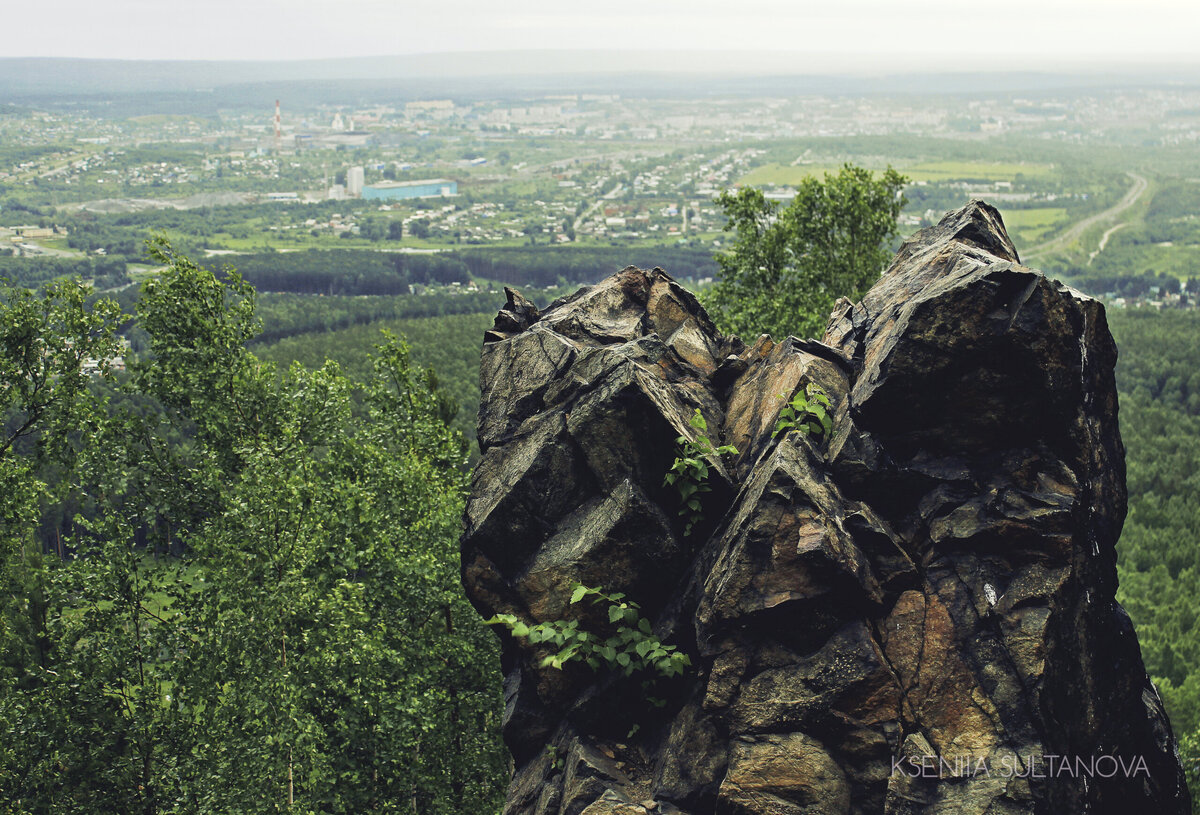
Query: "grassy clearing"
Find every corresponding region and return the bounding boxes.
[1091,241,1200,282]
[37,237,75,251]
[127,264,160,282]
[736,163,844,186]
[903,161,1054,182]
[999,207,1070,245]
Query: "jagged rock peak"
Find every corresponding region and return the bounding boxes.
[461,204,1190,815]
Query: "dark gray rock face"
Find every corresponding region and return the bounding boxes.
[461,202,1190,815]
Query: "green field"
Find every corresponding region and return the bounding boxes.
[739,160,1055,187]
[1090,240,1200,282]
[998,206,1070,246]
[128,114,201,125]
[737,163,847,186]
[205,229,466,253]
[903,160,1054,182]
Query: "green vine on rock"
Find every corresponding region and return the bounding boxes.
[773,383,833,444]
[485,583,690,678]
[664,408,738,536]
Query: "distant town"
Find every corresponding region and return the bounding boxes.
[2,82,1199,305]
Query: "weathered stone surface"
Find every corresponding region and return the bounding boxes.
[719,732,851,814]
[461,204,1190,814]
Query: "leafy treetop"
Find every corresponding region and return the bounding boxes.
[704,163,908,341]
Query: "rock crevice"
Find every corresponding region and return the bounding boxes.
[461,202,1190,815]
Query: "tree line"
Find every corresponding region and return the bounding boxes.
[224,250,473,295]
[1108,308,1200,786]
[0,253,130,291]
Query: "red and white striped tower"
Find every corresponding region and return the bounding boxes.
[273,99,282,152]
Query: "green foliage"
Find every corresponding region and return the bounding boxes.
[0,279,122,577]
[486,583,690,679]
[703,163,908,341]
[0,244,506,813]
[1101,308,1200,809]
[136,237,271,475]
[255,309,494,457]
[1181,726,1200,806]
[773,382,833,443]
[663,409,737,537]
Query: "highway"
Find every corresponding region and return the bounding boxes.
[1023,171,1147,261]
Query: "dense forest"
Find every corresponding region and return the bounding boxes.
[2,243,719,299]
[224,250,473,295]
[208,246,719,295]
[3,244,1199,810]
[256,311,494,451]
[256,292,1200,806]
[0,252,507,812]
[452,245,720,288]
[1108,309,1200,771]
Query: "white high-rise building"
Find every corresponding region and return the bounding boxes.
[347,166,365,197]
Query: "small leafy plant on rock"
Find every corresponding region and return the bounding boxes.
[664,408,738,536]
[773,382,833,444]
[486,583,690,678]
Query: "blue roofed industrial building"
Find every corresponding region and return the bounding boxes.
[362,179,457,201]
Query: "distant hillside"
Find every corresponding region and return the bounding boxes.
[4,53,1200,109]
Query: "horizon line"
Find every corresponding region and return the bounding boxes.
[3,50,1200,72]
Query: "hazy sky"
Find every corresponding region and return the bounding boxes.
[6,0,1200,65]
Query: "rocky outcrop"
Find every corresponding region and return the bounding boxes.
[461,201,1190,815]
